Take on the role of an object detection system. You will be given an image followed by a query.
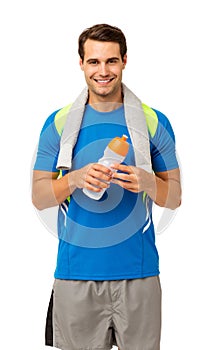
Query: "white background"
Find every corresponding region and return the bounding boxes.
[1,0,213,349]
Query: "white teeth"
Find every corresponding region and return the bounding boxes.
[96,79,111,83]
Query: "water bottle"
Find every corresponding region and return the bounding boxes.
[83,135,129,200]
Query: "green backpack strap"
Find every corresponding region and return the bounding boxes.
[142,103,158,138]
[55,103,73,136]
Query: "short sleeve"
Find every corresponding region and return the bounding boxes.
[33,110,60,172]
[150,109,179,172]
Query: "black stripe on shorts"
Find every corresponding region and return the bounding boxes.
[45,290,54,346]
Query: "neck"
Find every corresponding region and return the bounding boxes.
[88,86,123,112]
[89,101,123,112]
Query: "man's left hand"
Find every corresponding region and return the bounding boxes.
[111,164,153,193]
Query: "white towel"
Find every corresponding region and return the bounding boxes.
[56,83,152,173]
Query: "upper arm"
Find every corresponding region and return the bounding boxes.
[150,111,181,207]
[155,168,181,184]
[33,170,59,182]
[33,111,60,172]
[150,109,179,173]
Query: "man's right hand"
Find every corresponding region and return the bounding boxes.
[70,163,113,192]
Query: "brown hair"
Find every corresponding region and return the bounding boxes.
[78,24,127,62]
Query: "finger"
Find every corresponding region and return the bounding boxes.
[86,175,110,189]
[111,178,139,192]
[84,183,103,192]
[111,163,133,174]
[85,164,111,181]
[111,172,132,182]
[90,169,112,182]
[85,169,111,188]
[93,163,113,175]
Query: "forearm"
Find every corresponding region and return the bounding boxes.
[145,173,181,210]
[32,172,76,210]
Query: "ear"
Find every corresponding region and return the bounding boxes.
[79,58,84,71]
[122,54,127,69]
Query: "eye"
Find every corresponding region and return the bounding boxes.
[108,58,118,64]
[89,60,98,65]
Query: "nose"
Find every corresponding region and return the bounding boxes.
[98,62,109,76]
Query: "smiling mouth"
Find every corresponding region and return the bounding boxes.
[93,77,114,84]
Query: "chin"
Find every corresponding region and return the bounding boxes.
[94,87,113,97]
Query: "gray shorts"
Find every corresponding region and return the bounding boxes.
[45,277,161,350]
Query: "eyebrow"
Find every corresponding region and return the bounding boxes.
[86,57,120,63]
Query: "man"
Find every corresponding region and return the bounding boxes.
[32,24,181,350]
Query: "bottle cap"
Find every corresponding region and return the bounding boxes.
[121,134,128,141]
[108,134,129,156]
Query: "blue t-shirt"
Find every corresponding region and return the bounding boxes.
[34,104,178,280]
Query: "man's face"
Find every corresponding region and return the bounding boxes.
[79,39,127,104]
